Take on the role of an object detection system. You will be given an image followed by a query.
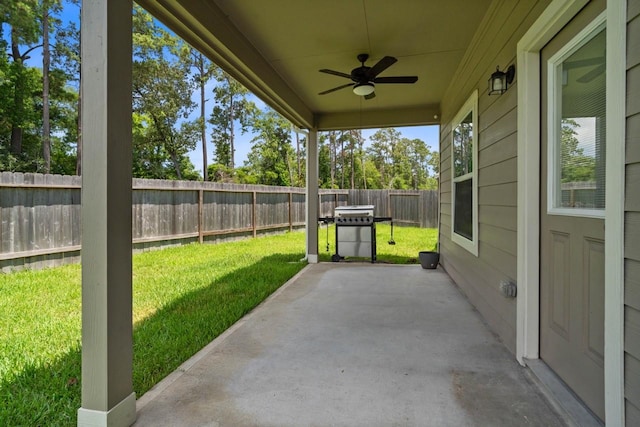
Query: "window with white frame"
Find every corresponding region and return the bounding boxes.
[451,90,478,255]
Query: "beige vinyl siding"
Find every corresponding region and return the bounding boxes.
[438,0,551,353]
[626,0,640,423]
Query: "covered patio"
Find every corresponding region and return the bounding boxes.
[77,0,632,425]
[133,264,565,426]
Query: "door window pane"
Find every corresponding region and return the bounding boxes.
[554,28,606,212]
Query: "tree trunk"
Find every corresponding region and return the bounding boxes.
[42,5,51,173]
[10,31,24,156]
[296,132,301,185]
[76,12,83,176]
[330,133,335,188]
[199,55,208,181]
[340,131,345,189]
[170,151,182,180]
[76,81,82,175]
[287,149,293,186]
[350,132,355,189]
[360,140,366,189]
[229,90,235,170]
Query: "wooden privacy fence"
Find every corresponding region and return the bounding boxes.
[0,172,437,271]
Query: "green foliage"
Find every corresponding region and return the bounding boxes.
[0,0,78,173]
[209,68,256,171]
[245,108,294,186]
[0,65,42,170]
[233,165,259,184]
[132,113,200,180]
[1,1,41,47]
[131,6,198,180]
[316,128,438,190]
[208,162,236,182]
[362,128,438,190]
[560,119,596,183]
[318,142,332,188]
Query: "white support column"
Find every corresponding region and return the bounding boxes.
[306,129,319,263]
[77,1,136,426]
[604,1,626,425]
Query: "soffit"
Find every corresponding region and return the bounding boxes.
[139,0,494,130]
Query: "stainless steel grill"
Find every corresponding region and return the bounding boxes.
[320,205,392,263]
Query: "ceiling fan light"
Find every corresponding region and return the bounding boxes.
[353,82,375,96]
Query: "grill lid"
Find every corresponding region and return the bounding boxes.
[334,205,374,217]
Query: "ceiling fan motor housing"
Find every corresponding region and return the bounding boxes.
[352,53,372,82]
[351,66,372,83]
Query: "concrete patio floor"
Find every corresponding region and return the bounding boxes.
[134,263,566,426]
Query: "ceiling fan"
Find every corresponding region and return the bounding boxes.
[318,54,418,100]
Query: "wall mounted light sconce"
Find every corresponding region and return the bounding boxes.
[488,65,516,95]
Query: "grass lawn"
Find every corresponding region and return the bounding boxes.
[0,226,437,425]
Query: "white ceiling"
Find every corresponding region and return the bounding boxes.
[140,0,494,129]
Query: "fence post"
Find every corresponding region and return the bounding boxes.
[252,191,257,238]
[288,191,293,232]
[198,189,204,243]
[419,193,423,228]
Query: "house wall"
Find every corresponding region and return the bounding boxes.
[625,0,640,423]
[438,0,550,353]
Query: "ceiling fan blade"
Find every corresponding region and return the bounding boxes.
[364,92,376,100]
[366,56,397,79]
[374,76,418,84]
[563,57,604,70]
[577,63,605,83]
[319,69,352,79]
[318,83,354,95]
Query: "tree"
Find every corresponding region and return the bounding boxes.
[346,130,362,189]
[560,119,596,183]
[131,6,198,180]
[1,0,41,156]
[51,0,80,174]
[406,138,436,189]
[209,68,256,171]
[41,0,63,173]
[245,108,294,186]
[0,0,81,174]
[368,128,401,188]
[295,131,306,186]
[318,141,331,188]
[190,51,215,180]
[47,66,78,175]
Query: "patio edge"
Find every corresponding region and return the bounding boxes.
[135,263,313,411]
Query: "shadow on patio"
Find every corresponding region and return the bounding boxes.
[134,263,565,426]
